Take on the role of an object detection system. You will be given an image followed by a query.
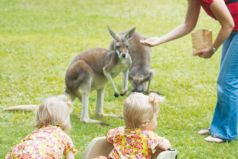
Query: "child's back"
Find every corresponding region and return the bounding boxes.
[107,126,168,159]
[6,125,75,159]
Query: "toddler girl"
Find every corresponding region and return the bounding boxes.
[98,92,171,159]
[5,95,77,159]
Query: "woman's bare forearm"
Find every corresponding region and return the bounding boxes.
[213,25,233,50]
[210,0,234,50]
[140,0,201,47]
[157,23,196,44]
[160,0,201,43]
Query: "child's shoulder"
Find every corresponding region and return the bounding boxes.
[23,125,68,143]
[32,125,65,136]
[39,125,61,131]
[108,126,125,134]
[141,130,161,138]
[106,126,125,143]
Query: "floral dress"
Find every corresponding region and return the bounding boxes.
[5,125,77,159]
[107,126,164,159]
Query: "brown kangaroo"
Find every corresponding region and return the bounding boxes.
[65,27,135,123]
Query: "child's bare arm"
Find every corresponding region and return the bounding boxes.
[93,156,108,159]
[66,151,74,159]
[156,138,171,151]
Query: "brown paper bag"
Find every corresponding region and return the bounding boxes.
[191,29,212,55]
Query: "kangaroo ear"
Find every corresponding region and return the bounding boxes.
[125,27,136,40]
[107,26,120,41]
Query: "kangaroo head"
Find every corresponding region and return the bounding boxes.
[129,69,153,92]
[107,26,136,60]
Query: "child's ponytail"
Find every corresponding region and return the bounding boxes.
[148,93,165,112]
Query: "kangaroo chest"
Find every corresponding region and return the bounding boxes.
[110,62,129,77]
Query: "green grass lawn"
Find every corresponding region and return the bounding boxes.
[0,0,237,158]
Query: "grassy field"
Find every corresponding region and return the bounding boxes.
[0,0,237,158]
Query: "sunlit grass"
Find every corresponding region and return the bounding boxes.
[1,0,237,158]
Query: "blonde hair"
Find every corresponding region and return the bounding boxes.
[36,94,73,132]
[124,92,164,129]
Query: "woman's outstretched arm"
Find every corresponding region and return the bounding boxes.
[140,0,201,47]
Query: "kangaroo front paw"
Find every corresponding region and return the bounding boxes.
[114,92,119,97]
[120,91,127,96]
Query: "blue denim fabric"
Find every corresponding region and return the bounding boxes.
[210,31,238,141]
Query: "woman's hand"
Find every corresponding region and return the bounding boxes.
[140,37,162,47]
[194,47,214,59]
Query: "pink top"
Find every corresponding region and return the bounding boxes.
[106,127,164,159]
[5,125,76,159]
[200,0,238,31]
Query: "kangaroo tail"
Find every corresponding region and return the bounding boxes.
[3,105,39,111]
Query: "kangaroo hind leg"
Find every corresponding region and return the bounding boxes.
[95,88,122,119]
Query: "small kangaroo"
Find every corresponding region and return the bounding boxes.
[65,27,134,123]
[110,30,153,93]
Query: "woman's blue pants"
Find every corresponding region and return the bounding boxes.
[210,31,238,141]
